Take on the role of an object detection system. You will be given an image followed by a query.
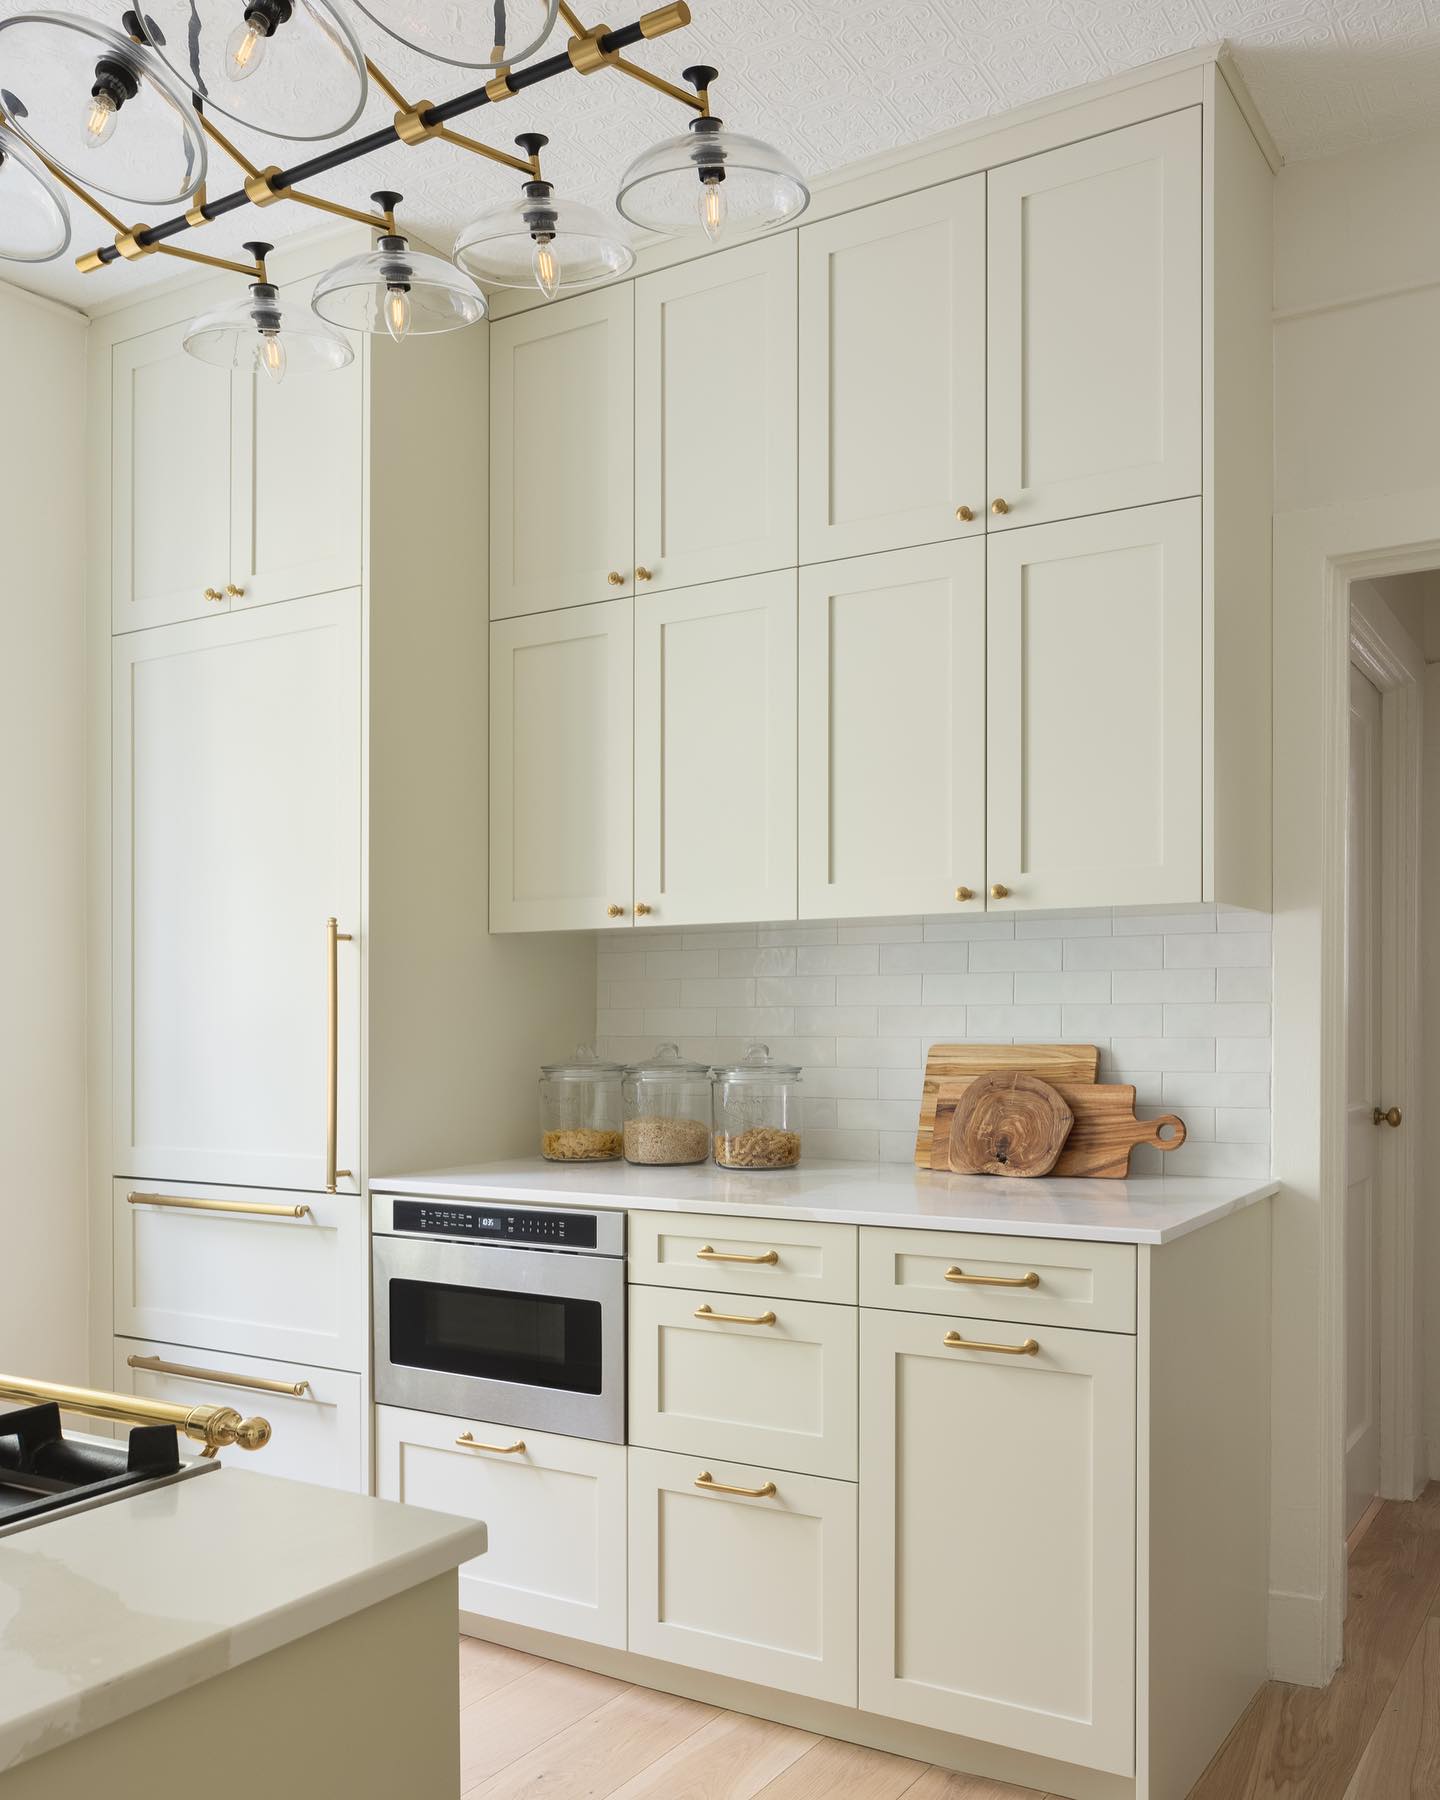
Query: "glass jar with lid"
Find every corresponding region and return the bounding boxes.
[539,1046,624,1161]
[622,1044,712,1165]
[710,1044,803,1169]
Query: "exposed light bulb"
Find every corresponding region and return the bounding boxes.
[384,285,412,343]
[698,177,726,243]
[259,330,286,383]
[225,16,269,80]
[83,88,119,148]
[532,238,560,301]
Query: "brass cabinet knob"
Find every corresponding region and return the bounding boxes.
[955,505,974,522]
[225,584,245,598]
[607,571,625,586]
[990,883,1010,899]
[606,903,625,917]
[203,588,224,602]
[634,901,652,916]
[1374,1105,1403,1128]
[991,498,1010,515]
[636,566,653,582]
[954,885,974,902]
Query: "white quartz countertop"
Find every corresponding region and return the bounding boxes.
[0,1465,486,1773]
[373,1157,1277,1246]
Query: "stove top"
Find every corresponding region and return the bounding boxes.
[0,1402,217,1538]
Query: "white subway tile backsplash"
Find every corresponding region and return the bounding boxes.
[593,908,1271,1170]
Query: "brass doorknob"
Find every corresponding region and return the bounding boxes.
[991,498,1010,515]
[636,566,653,582]
[225,584,245,598]
[607,571,625,586]
[990,883,1010,899]
[634,902,652,916]
[606,903,625,917]
[955,505,974,522]
[954,886,974,902]
[203,588,223,602]
[1374,1106,1403,1128]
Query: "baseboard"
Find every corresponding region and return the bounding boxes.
[1267,1587,1334,1686]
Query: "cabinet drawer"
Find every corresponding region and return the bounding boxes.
[628,1211,856,1304]
[629,1285,857,1480]
[376,1405,626,1649]
[860,1227,1135,1333]
[114,1179,367,1370]
[114,1336,363,1491]
[628,1446,856,1705]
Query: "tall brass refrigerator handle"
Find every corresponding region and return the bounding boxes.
[327,917,354,1193]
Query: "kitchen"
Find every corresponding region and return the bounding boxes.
[1,2,1437,1797]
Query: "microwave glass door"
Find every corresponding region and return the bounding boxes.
[388,1276,605,1396]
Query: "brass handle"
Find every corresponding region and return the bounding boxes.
[943,1330,1040,1356]
[636,565,653,581]
[455,1433,526,1454]
[128,1191,312,1220]
[991,498,1010,515]
[697,1244,778,1265]
[326,918,354,1193]
[203,587,224,602]
[955,505,974,522]
[0,1374,270,1456]
[693,1303,777,1326]
[607,571,625,586]
[634,901,652,916]
[694,1470,776,1499]
[954,885,974,902]
[127,1353,310,1398]
[990,883,1010,899]
[1374,1106,1403,1128]
[606,902,626,917]
[225,583,245,597]
[945,1265,1039,1289]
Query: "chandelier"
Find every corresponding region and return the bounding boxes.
[0,0,809,376]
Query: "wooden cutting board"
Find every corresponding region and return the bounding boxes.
[929,1078,1186,1178]
[940,1071,1075,1176]
[913,1044,1099,1166]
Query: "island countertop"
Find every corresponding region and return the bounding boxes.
[372,1157,1277,1246]
[0,1466,485,1774]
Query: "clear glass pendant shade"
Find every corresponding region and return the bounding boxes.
[0,12,205,205]
[132,0,367,141]
[454,184,633,295]
[0,126,72,262]
[184,281,353,379]
[350,0,557,70]
[616,117,808,239]
[312,235,487,336]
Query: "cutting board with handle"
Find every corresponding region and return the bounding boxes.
[913,1044,1100,1167]
[930,1078,1186,1178]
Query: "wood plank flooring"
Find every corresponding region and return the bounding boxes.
[458,1486,1440,1800]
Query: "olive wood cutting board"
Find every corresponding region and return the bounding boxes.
[929,1077,1186,1179]
[913,1043,1100,1166]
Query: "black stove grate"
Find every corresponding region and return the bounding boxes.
[0,1403,183,1527]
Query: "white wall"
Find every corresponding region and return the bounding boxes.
[0,282,89,1380]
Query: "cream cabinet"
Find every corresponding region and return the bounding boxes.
[799,542,985,920]
[858,1307,1137,1775]
[986,108,1201,531]
[627,1211,857,1304]
[627,1445,857,1705]
[985,499,1201,911]
[490,285,635,619]
[799,179,986,562]
[634,237,797,594]
[489,598,635,933]
[377,1405,627,1648]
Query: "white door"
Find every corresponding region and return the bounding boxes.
[1345,663,1383,1534]
[635,237,796,593]
[634,572,797,927]
[112,322,234,632]
[799,542,985,920]
[491,286,635,619]
[985,499,1201,911]
[230,274,364,611]
[987,109,1201,531]
[489,599,634,932]
[112,591,362,1192]
[859,1308,1136,1775]
[799,178,986,562]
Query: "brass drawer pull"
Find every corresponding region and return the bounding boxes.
[696,1245,778,1266]
[694,1469,776,1499]
[127,1353,311,1398]
[694,1304,776,1326]
[326,917,355,1193]
[128,1191,312,1219]
[225,583,245,598]
[455,1432,526,1455]
[944,1265,1040,1290]
[943,1331,1039,1356]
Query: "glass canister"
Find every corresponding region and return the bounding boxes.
[539,1046,624,1161]
[622,1044,712,1165]
[710,1044,803,1169]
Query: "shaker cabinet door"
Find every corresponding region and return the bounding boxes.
[112,591,363,1191]
[490,598,634,932]
[987,108,1201,531]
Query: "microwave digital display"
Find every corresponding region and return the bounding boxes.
[391,1199,598,1249]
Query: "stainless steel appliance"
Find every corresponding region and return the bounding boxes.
[372,1194,626,1443]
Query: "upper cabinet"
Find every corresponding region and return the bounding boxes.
[799,180,986,562]
[490,286,635,620]
[634,237,797,594]
[986,108,1201,531]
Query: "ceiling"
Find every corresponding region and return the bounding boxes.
[6,0,1440,312]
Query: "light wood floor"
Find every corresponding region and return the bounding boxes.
[456,1485,1440,1800]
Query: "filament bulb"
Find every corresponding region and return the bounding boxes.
[532,238,560,301]
[225,16,269,80]
[83,88,119,147]
[259,330,287,383]
[384,286,412,343]
[698,177,726,243]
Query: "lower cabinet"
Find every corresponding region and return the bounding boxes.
[114,1336,363,1491]
[858,1307,1137,1776]
[627,1445,857,1705]
[376,1405,627,1649]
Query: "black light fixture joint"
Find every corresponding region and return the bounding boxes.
[681,64,717,95]
[92,56,140,107]
[514,131,549,159]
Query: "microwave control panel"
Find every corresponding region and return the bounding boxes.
[390,1199,600,1250]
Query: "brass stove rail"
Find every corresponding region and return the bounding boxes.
[0,1374,272,1458]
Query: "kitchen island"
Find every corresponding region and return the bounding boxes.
[0,1464,485,1798]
